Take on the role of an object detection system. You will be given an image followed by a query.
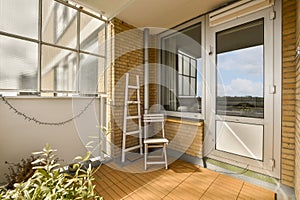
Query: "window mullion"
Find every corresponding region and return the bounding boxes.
[104,22,108,93]
[76,10,80,94]
[38,0,42,95]
[189,57,191,96]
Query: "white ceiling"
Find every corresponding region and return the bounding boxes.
[74,0,234,28]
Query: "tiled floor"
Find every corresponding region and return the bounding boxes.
[94,160,275,199]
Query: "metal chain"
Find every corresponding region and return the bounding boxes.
[0,96,96,126]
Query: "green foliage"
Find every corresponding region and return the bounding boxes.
[0,144,102,200]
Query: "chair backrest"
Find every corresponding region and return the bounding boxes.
[143,113,165,139]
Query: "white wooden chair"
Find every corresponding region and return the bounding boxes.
[143,113,168,170]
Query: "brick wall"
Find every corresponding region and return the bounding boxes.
[108,18,144,157]
[149,36,158,108]
[107,19,205,160]
[282,0,297,187]
[165,118,204,158]
[294,0,300,197]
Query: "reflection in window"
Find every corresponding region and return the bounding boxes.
[0,35,38,91]
[161,23,202,113]
[42,0,77,49]
[178,51,197,96]
[0,0,38,95]
[55,2,77,42]
[41,45,77,94]
[0,0,106,96]
[40,1,106,95]
[80,13,105,56]
[79,54,104,95]
[0,0,38,39]
[216,19,264,118]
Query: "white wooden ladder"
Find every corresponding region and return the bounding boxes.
[121,73,143,162]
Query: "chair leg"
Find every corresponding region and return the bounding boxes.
[163,144,168,169]
[144,144,147,170]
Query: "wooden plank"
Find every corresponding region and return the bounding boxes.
[103,186,122,200]
[126,192,144,200]
[146,181,170,197]
[135,186,162,199]
[110,183,130,198]
[164,191,184,200]
[116,179,137,196]
[94,171,114,189]
[94,186,113,200]
[121,175,148,199]
[200,174,244,200]
[238,182,275,200]
[168,183,202,200]
[94,160,275,200]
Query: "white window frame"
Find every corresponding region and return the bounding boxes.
[0,0,107,97]
[158,16,206,120]
[157,0,281,178]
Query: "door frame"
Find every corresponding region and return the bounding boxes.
[204,2,281,178]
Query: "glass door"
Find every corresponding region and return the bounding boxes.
[216,19,265,160]
[206,7,278,176]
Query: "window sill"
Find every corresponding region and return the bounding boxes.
[0,95,106,100]
[166,117,203,127]
[164,110,203,120]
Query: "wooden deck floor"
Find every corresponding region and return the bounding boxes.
[94,160,275,200]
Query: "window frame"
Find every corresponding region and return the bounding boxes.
[158,16,206,120]
[0,0,107,97]
[177,50,198,97]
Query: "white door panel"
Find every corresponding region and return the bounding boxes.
[205,6,280,177]
[216,121,263,160]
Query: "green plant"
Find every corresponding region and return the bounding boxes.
[0,144,102,200]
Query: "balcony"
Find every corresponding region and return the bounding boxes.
[94,160,275,199]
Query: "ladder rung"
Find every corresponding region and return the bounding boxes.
[126,130,140,135]
[128,85,139,89]
[127,101,140,104]
[148,155,164,158]
[146,161,166,165]
[126,116,140,119]
[124,145,142,152]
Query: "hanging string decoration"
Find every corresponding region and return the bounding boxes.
[0,96,96,126]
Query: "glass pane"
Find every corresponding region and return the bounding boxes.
[191,59,196,77]
[41,45,77,92]
[183,56,189,75]
[0,0,38,39]
[160,23,201,113]
[80,13,105,56]
[79,54,104,95]
[191,78,195,95]
[183,76,189,96]
[178,75,182,95]
[196,58,202,97]
[42,0,77,49]
[216,19,264,118]
[178,54,182,74]
[0,35,38,90]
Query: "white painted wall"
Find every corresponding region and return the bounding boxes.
[0,97,101,184]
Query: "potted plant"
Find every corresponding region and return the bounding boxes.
[0,144,102,200]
